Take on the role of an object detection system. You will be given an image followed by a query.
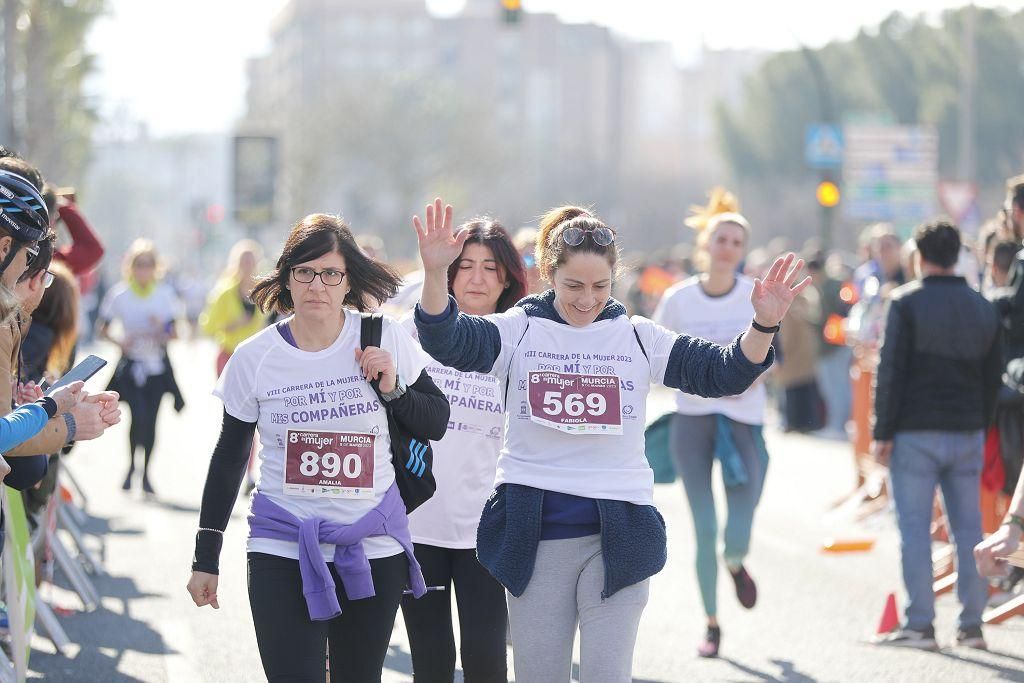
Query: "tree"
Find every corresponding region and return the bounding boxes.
[2,0,105,183]
[717,7,1024,186]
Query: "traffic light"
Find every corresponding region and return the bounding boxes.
[816,180,840,208]
[501,0,522,24]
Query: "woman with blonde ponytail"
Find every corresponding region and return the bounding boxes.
[413,197,810,681]
[653,188,771,658]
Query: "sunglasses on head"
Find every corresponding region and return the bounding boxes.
[561,226,615,247]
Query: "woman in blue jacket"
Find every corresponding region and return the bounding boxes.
[412,198,810,681]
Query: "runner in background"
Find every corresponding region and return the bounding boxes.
[200,239,268,376]
[401,219,527,683]
[653,188,772,658]
[99,239,184,494]
[413,197,808,681]
[187,213,449,681]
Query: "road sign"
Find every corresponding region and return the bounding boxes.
[938,180,978,224]
[805,124,844,169]
[842,124,938,234]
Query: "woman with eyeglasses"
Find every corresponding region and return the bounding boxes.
[652,188,774,658]
[187,213,449,682]
[413,198,809,681]
[400,219,527,683]
[99,238,184,494]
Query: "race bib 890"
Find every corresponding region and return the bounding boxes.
[527,371,623,435]
[284,430,375,499]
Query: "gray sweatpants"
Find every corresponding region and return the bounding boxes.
[506,534,649,683]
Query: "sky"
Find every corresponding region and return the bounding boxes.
[85,0,1024,137]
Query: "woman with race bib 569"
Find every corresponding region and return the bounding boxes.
[412,198,810,682]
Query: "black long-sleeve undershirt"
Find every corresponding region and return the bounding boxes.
[191,370,450,574]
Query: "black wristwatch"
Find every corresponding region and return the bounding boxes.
[751,318,781,334]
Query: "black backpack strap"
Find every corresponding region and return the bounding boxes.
[361,313,386,398]
[633,325,648,361]
[360,313,384,350]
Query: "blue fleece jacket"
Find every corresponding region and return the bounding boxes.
[414,290,772,597]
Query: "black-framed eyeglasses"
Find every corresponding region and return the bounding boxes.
[42,270,54,289]
[561,226,615,247]
[291,266,346,286]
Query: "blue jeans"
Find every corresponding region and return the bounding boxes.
[889,430,987,630]
[816,346,852,433]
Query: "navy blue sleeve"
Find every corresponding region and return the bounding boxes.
[414,295,503,374]
[662,332,773,398]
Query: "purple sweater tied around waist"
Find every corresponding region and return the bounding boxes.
[247,484,426,621]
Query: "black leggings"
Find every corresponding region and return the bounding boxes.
[401,544,508,683]
[126,375,163,475]
[247,551,407,682]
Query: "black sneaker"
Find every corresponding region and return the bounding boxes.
[122,471,133,490]
[697,625,720,658]
[955,625,987,650]
[729,565,757,609]
[874,626,938,651]
[141,477,155,495]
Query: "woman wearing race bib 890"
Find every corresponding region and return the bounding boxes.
[187,214,450,682]
[401,219,526,683]
[412,198,811,682]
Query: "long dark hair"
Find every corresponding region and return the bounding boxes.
[446,219,528,314]
[32,261,79,374]
[251,213,401,314]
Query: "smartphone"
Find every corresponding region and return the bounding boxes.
[44,355,108,396]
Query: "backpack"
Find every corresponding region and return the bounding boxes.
[360,313,436,513]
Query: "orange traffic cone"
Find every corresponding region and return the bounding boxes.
[876,592,900,635]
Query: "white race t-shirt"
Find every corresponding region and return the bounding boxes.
[99,282,179,366]
[653,275,766,425]
[402,317,503,549]
[485,309,678,506]
[215,309,430,562]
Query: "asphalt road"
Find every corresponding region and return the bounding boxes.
[26,339,1024,681]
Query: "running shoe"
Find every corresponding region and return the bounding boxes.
[697,625,720,658]
[873,626,938,651]
[122,471,133,490]
[729,565,757,609]
[955,625,987,650]
[142,476,155,495]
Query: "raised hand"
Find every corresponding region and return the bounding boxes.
[413,198,467,273]
[751,253,813,326]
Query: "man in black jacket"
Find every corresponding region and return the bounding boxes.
[872,220,1001,651]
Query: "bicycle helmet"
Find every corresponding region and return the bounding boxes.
[0,169,49,242]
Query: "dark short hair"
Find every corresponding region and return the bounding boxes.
[447,219,528,313]
[914,219,961,269]
[251,213,401,314]
[992,239,1019,274]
